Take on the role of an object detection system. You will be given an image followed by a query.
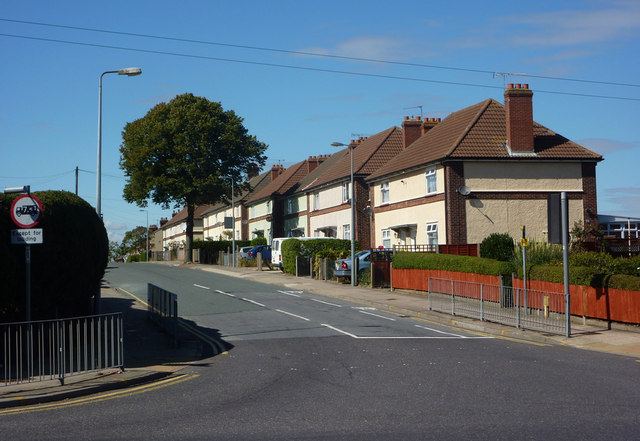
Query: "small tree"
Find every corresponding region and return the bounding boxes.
[120,93,267,263]
[480,233,515,261]
[120,226,147,255]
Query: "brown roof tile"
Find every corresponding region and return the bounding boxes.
[163,204,212,228]
[246,158,316,204]
[367,98,602,182]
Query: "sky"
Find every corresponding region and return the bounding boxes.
[1,0,639,243]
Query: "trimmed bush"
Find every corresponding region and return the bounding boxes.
[518,264,640,291]
[250,237,267,246]
[0,191,108,321]
[480,233,515,261]
[392,252,515,277]
[192,239,251,264]
[282,238,353,274]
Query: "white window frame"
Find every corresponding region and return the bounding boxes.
[313,192,320,211]
[426,222,438,247]
[343,224,351,240]
[266,200,272,214]
[382,229,391,249]
[426,167,437,195]
[380,181,389,204]
[342,182,350,203]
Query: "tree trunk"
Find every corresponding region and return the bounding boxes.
[184,205,195,263]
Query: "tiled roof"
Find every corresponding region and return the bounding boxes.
[162,204,212,229]
[246,159,313,204]
[201,171,271,215]
[367,98,602,181]
[297,150,349,193]
[304,126,403,191]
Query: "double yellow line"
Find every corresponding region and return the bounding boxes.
[0,374,197,415]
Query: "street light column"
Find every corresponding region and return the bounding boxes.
[349,144,356,286]
[96,67,142,219]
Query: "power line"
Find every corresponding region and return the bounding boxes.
[2,33,639,102]
[2,18,639,89]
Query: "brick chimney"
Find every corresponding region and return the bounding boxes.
[421,117,441,135]
[505,83,534,153]
[402,116,422,150]
[307,155,327,174]
[270,164,284,181]
[247,163,260,180]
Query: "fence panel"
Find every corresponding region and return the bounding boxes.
[428,277,567,335]
[147,283,179,347]
[2,313,123,386]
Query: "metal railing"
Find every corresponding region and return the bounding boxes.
[428,277,568,335]
[2,313,124,386]
[147,283,179,347]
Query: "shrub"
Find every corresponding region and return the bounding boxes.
[0,191,108,321]
[392,252,514,277]
[192,239,251,264]
[480,233,515,261]
[251,237,267,246]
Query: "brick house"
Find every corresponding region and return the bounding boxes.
[366,84,603,249]
[161,204,211,260]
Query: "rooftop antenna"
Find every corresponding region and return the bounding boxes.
[404,105,423,119]
[493,72,528,91]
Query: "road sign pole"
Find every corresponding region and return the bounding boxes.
[25,244,31,322]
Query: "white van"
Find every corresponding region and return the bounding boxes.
[271,236,333,269]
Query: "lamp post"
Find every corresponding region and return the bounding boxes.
[140,209,149,261]
[331,141,356,286]
[96,67,142,218]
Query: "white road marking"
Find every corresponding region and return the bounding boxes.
[276,309,310,321]
[321,324,492,339]
[414,324,469,338]
[311,298,342,307]
[277,290,301,297]
[193,284,210,290]
[359,310,396,321]
[242,298,266,307]
[216,289,235,297]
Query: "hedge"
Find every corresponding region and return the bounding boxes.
[518,265,640,291]
[392,252,515,277]
[0,191,108,321]
[193,239,252,264]
[282,238,354,274]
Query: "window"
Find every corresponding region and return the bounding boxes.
[249,205,255,219]
[266,200,272,213]
[342,182,350,203]
[343,224,351,240]
[313,192,320,211]
[380,181,389,204]
[286,199,293,214]
[382,229,391,249]
[426,223,438,248]
[426,167,437,194]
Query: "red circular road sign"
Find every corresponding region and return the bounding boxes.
[10,194,43,228]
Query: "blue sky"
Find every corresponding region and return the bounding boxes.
[1,0,639,243]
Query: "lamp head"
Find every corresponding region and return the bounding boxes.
[118,67,142,76]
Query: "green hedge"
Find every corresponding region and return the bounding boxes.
[193,239,252,264]
[519,265,640,291]
[0,191,108,321]
[282,238,354,274]
[392,252,515,277]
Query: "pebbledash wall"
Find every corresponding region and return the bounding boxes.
[390,267,640,325]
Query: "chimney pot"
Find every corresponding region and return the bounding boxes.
[507,83,514,89]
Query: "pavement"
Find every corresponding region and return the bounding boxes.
[2,262,640,409]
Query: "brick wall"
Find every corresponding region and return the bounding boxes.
[444,162,467,244]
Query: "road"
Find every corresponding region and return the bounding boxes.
[2,263,639,440]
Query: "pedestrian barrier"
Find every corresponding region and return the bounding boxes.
[147,283,179,347]
[428,277,568,335]
[1,313,123,386]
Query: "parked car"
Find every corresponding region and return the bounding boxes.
[334,249,393,280]
[239,246,254,259]
[247,245,272,261]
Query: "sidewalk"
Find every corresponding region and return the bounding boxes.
[2,262,639,409]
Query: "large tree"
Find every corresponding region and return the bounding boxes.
[120,93,267,262]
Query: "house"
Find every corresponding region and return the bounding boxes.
[245,157,327,241]
[202,169,272,241]
[598,214,640,256]
[302,127,404,248]
[366,84,603,249]
[161,205,211,260]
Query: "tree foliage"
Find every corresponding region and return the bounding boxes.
[119,93,267,262]
[120,226,147,255]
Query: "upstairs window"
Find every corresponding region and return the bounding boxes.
[426,167,437,194]
[342,182,350,203]
[381,181,390,204]
[313,192,320,211]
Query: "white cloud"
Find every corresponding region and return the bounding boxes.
[301,36,427,62]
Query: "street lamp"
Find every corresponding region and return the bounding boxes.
[331,141,356,286]
[140,209,149,261]
[96,67,142,218]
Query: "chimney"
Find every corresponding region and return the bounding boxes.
[307,155,325,174]
[402,116,422,150]
[159,217,168,227]
[421,117,441,135]
[505,83,534,152]
[270,164,284,181]
[247,163,260,180]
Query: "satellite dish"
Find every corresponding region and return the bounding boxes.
[457,186,471,196]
